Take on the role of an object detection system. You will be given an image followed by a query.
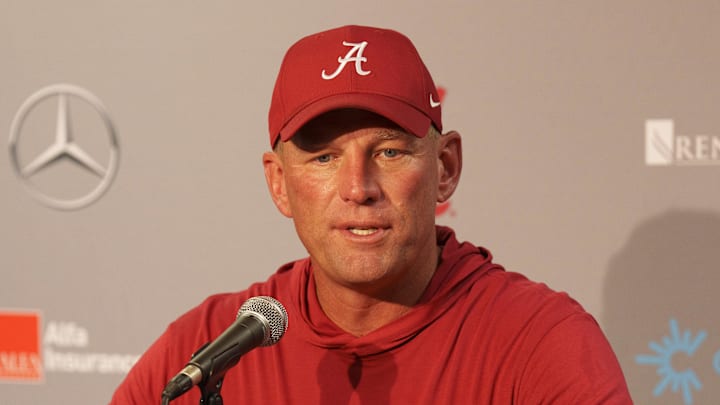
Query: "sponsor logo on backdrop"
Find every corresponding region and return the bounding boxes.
[0,311,43,382]
[435,201,454,217]
[44,320,139,375]
[8,83,120,210]
[0,310,139,383]
[636,318,720,404]
[645,119,720,166]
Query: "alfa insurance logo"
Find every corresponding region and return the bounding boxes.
[636,319,720,404]
[0,309,140,383]
[0,311,43,382]
[645,120,720,166]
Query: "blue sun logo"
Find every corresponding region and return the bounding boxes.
[636,319,707,405]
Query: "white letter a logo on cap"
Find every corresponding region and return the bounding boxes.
[321,41,371,80]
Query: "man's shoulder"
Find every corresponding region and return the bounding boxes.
[464,268,593,333]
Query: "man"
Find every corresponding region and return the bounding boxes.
[112,25,632,404]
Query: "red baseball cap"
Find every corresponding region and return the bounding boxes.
[268,25,443,147]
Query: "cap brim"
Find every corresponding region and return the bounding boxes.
[278,93,432,142]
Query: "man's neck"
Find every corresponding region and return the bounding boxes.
[312,245,440,337]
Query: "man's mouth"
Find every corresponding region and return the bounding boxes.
[348,227,379,236]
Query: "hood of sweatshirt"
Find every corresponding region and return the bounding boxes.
[288,226,504,357]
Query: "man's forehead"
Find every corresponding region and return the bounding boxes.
[290,109,414,148]
[291,127,416,153]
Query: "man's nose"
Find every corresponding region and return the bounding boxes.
[337,155,382,204]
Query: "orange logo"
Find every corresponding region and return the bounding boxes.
[0,311,43,382]
[435,201,454,217]
[437,87,446,103]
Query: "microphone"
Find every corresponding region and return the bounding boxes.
[161,296,288,402]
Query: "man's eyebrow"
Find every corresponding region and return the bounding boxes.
[376,129,407,140]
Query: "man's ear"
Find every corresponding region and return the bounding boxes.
[263,151,293,218]
[436,131,462,203]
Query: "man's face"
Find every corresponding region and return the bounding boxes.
[263,109,461,296]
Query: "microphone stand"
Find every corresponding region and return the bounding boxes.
[198,373,225,405]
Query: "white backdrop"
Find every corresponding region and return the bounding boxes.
[2,1,719,404]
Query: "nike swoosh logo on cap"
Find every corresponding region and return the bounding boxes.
[429,94,441,108]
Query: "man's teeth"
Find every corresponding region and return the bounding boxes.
[349,228,378,236]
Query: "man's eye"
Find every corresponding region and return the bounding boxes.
[382,149,399,158]
[316,154,332,163]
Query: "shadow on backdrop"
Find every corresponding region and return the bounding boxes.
[603,209,720,405]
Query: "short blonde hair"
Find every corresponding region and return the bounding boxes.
[427,125,441,139]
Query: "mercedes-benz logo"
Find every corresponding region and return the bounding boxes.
[8,84,120,210]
